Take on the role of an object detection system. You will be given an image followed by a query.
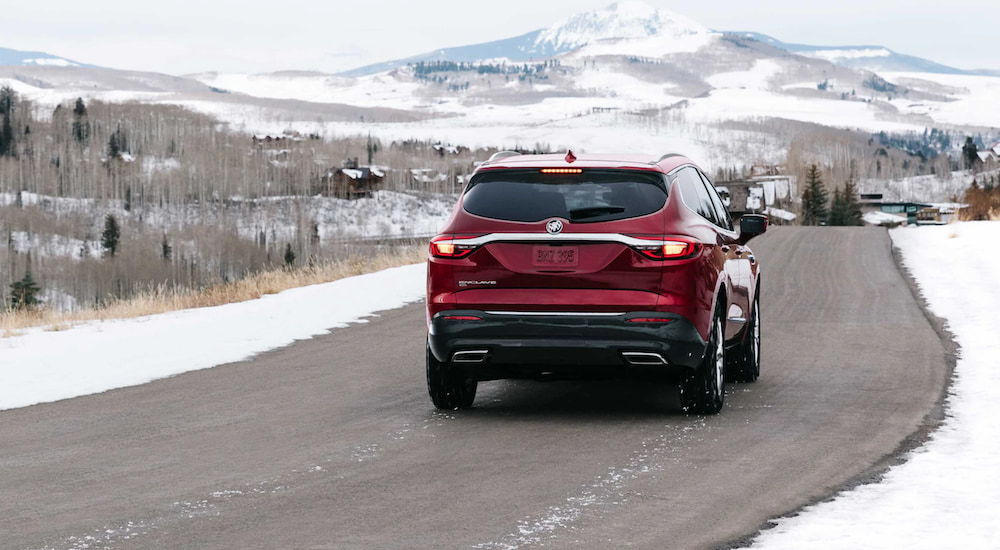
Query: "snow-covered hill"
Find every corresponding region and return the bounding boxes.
[730,32,980,76]
[0,46,93,68]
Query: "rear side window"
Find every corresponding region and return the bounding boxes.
[675,167,720,225]
[463,170,667,223]
[699,171,734,231]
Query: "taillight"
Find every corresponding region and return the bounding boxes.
[429,236,479,259]
[540,168,583,174]
[443,315,482,321]
[632,238,700,260]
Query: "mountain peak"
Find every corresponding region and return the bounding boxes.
[535,1,710,51]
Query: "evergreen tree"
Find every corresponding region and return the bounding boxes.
[0,86,15,158]
[72,97,91,146]
[284,243,296,267]
[106,124,129,159]
[107,131,121,159]
[962,137,979,170]
[9,271,42,311]
[161,235,172,261]
[801,164,829,226]
[102,214,121,257]
[841,179,863,226]
[73,97,87,117]
[828,187,847,226]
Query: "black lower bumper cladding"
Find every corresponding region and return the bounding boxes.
[428,310,708,381]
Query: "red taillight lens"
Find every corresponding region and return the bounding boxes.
[429,236,478,259]
[633,239,700,260]
[443,315,482,321]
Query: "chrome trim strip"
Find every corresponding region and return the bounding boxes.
[484,311,626,317]
[453,233,673,247]
[728,317,748,324]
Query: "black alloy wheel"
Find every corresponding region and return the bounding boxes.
[680,306,726,415]
[731,289,761,383]
[426,340,477,410]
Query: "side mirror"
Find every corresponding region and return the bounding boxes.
[739,214,768,244]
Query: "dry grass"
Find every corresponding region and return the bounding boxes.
[1,246,426,338]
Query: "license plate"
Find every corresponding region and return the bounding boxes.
[532,246,579,267]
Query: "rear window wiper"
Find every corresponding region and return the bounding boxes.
[569,206,626,220]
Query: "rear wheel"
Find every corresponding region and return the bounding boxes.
[426,341,477,410]
[731,290,761,383]
[680,308,726,415]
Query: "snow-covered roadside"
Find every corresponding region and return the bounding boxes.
[0,263,426,411]
[753,221,1000,549]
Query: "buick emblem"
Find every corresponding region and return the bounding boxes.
[546,219,564,235]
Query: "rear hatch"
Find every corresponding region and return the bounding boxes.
[449,169,667,313]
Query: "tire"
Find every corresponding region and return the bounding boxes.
[426,341,477,410]
[680,307,726,415]
[731,289,761,383]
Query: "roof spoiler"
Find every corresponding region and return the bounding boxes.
[487,151,522,163]
[651,153,683,164]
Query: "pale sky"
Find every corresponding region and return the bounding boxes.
[3,0,998,75]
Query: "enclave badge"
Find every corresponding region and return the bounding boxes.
[546,219,564,235]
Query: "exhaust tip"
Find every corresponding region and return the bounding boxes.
[452,350,489,363]
[621,351,668,366]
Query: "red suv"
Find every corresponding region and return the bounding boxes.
[425,152,766,414]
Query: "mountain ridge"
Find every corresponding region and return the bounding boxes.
[339,1,981,78]
[0,46,96,69]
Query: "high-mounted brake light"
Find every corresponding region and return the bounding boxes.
[632,238,700,260]
[429,236,479,259]
[540,168,583,174]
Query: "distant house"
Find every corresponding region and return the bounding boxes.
[432,143,468,156]
[315,158,385,199]
[861,198,932,226]
[252,133,303,147]
[715,181,766,218]
[764,206,797,225]
[859,194,966,226]
[975,144,1000,172]
[411,168,451,189]
[749,164,786,178]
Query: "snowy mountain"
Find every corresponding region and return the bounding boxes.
[342,1,717,76]
[730,32,975,76]
[0,46,94,68]
[534,0,711,54]
[344,1,981,80]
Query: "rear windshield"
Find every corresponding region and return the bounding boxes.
[463,170,667,223]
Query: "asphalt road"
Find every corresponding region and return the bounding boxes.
[0,227,949,550]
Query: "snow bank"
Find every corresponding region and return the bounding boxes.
[753,221,1000,549]
[862,210,906,226]
[0,263,427,411]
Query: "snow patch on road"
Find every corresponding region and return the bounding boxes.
[0,263,427,411]
[475,422,707,549]
[752,221,1000,549]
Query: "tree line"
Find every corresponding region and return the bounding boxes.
[0,86,489,313]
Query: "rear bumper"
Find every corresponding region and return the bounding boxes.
[428,310,708,381]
